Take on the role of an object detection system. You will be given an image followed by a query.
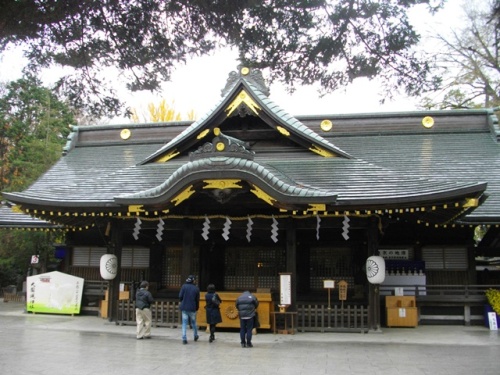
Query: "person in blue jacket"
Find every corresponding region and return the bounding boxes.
[179,274,200,344]
[205,283,222,343]
[236,290,259,348]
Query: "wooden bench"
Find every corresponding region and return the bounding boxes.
[417,295,486,326]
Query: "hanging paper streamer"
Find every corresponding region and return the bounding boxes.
[271,215,279,243]
[201,215,211,241]
[222,217,232,241]
[132,218,142,240]
[342,215,350,240]
[156,218,165,242]
[246,216,253,242]
[316,215,321,240]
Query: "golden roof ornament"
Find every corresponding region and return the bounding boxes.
[120,129,131,140]
[422,116,435,128]
[320,120,333,132]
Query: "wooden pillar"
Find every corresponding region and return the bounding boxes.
[109,219,123,323]
[181,219,194,281]
[286,219,297,310]
[367,217,382,332]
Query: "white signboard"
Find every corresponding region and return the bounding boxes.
[488,312,498,331]
[280,273,292,305]
[26,271,84,315]
[324,280,335,289]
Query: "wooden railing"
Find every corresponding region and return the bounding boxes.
[297,304,368,333]
[109,285,498,329]
[382,284,497,326]
[117,299,181,327]
[114,299,369,333]
[2,286,24,302]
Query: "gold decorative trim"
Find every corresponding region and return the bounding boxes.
[120,129,131,140]
[197,129,210,139]
[250,185,276,206]
[241,67,250,75]
[225,305,239,319]
[320,120,333,132]
[463,198,479,208]
[277,126,290,136]
[307,204,326,212]
[155,150,179,162]
[128,205,145,213]
[171,185,195,206]
[225,90,261,116]
[216,142,225,151]
[309,145,334,157]
[203,180,242,189]
[422,116,435,128]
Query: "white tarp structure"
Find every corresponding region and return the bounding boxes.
[26,271,84,315]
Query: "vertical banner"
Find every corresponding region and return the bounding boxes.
[279,273,292,306]
[488,312,498,330]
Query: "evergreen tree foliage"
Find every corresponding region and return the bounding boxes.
[0,74,73,192]
[0,75,74,287]
[0,0,444,117]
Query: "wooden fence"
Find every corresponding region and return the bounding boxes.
[1,286,24,302]
[97,284,499,329]
[115,299,368,333]
[117,300,182,328]
[296,304,368,333]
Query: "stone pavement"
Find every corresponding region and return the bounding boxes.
[0,301,498,375]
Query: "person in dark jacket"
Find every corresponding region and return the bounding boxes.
[205,284,222,343]
[135,280,154,340]
[179,274,200,344]
[235,290,259,348]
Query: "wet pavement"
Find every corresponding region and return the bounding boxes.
[0,301,498,375]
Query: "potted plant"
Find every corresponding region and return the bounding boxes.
[484,288,500,328]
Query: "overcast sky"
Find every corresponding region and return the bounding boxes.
[117,1,466,122]
[0,1,467,123]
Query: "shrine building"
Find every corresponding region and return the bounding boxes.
[3,66,500,330]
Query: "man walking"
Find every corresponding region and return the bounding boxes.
[236,290,259,348]
[179,274,200,344]
[135,281,154,340]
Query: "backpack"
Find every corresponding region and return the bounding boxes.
[211,293,220,306]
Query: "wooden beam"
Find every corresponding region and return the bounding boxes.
[182,219,194,282]
[286,219,297,311]
[109,219,123,323]
[366,217,382,332]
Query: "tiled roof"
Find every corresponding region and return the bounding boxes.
[0,204,58,228]
[298,109,499,223]
[2,68,495,228]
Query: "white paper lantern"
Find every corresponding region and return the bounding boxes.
[100,254,118,280]
[366,255,385,284]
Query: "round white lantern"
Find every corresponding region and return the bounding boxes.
[100,254,118,280]
[366,255,385,284]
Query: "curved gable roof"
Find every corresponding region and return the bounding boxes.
[116,155,338,208]
[140,67,351,164]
